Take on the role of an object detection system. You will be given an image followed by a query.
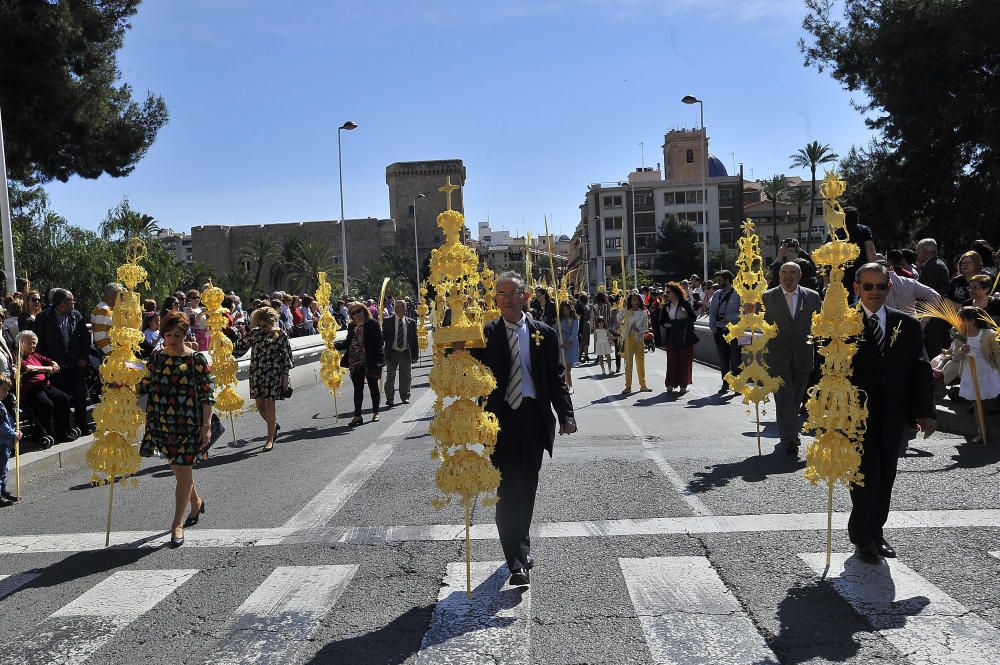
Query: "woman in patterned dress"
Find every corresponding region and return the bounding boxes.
[233,307,293,452]
[138,312,215,548]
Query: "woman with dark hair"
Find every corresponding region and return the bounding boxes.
[138,311,215,547]
[558,302,579,394]
[661,282,698,394]
[233,306,293,452]
[532,288,557,326]
[343,302,385,426]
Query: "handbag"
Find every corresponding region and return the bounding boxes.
[189,353,225,450]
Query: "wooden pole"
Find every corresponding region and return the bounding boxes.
[755,402,762,456]
[14,355,21,499]
[465,502,472,599]
[825,482,834,570]
[969,356,988,443]
[229,412,237,447]
[105,478,116,547]
[334,391,340,421]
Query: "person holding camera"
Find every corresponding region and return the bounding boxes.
[233,306,294,452]
[769,238,816,288]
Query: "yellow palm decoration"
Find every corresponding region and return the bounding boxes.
[428,177,500,597]
[87,238,146,546]
[203,282,243,443]
[316,272,346,418]
[723,219,783,455]
[802,172,868,569]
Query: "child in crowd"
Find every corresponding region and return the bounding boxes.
[0,374,22,506]
[141,312,161,357]
[592,316,614,375]
[952,306,1000,416]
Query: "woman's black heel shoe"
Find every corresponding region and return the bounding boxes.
[170,527,184,548]
[183,500,205,528]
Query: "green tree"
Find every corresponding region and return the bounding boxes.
[789,141,838,250]
[217,267,254,298]
[286,240,338,295]
[269,236,302,290]
[801,0,999,251]
[99,198,161,240]
[654,214,701,281]
[0,1,168,183]
[239,236,279,296]
[786,185,812,244]
[761,175,786,253]
[179,261,216,293]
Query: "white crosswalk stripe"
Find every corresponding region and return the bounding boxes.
[417,561,531,664]
[0,572,40,599]
[205,564,358,665]
[800,553,1000,664]
[6,568,197,665]
[619,556,779,664]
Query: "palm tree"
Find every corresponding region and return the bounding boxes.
[239,235,279,296]
[99,197,160,240]
[761,174,786,256]
[789,141,839,250]
[786,186,811,244]
[180,261,215,291]
[269,235,303,291]
[286,240,339,295]
[218,266,254,297]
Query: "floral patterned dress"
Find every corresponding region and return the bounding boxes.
[233,329,294,400]
[138,351,215,465]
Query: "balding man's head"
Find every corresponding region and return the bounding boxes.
[779,262,801,291]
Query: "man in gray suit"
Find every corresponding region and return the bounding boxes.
[763,262,822,456]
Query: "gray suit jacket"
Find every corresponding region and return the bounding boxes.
[762,285,821,375]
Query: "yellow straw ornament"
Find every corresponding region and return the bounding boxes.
[723,219,782,455]
[88,238,147,546]
[204,282,242,447]
[428,177,500,597]
[802,173,868,571]
[316,272,346,419]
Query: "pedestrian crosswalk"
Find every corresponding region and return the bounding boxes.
[3,552,1000,664]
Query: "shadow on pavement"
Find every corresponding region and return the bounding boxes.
[688,452,805,493]
[772,580,863,663]
[684,392,737,409]
[906,440,1000,473]
[634,391,677,407]
[2,546,160,600]
[305,604,435,665]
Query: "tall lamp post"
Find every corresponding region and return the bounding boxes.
[412,193,426,296]
[337,120,358,298]
[681,95,708,281]
[619,181,639,291]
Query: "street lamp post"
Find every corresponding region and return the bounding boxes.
[337,120,358,299]
[412,193,426,296]
[619,181,639,291]
[682,95,708,281]
[0,103,16,294]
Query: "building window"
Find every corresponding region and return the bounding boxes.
[686,149,694,164]
[603,216,623,230]
[635,212,655,232]
[635,191,653,207]
[669,211,704,225]
[605,237,622,249]
[719,188,733,203]
[685,190,704,204]
[602,195,623,208]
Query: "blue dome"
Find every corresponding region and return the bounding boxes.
[708,155,728,177]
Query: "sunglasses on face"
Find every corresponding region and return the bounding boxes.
[859,283,889,291]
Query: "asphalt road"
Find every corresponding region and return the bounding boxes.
[1,347,998,665]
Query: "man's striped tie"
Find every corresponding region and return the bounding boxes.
[506,326,522,409]
[866,313,885,352]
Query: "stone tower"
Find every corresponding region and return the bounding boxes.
[386,159,467,266]
[662,129,708,183]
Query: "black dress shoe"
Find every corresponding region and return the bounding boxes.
[854,543,882,564]
[1,490,19,502]
[385,401,394,409]
[509,568,530,586]
[183,499,206,528]
[878,539,897,558]
[525,554,535,570]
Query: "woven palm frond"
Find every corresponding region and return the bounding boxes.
[915,298,964,330]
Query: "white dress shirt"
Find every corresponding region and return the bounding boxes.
[505,315,537,399]
[782,287,798,317]
[860,304,887,338]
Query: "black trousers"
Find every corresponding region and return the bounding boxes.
[713,331,741,379]
[51,365,89,428]
[27,385,72,438]
[350,368,380,417]
[848,426,899,547]
[492,398,546,572]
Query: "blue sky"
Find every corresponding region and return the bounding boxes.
[42,0,871,240]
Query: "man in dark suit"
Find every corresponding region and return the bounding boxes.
[850,262,936,564]
[763,262,822,456]
[34,288,92,432]
[470,272,576,586]
[382,298,419,408]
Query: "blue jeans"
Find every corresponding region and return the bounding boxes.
[0,439,12,493]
